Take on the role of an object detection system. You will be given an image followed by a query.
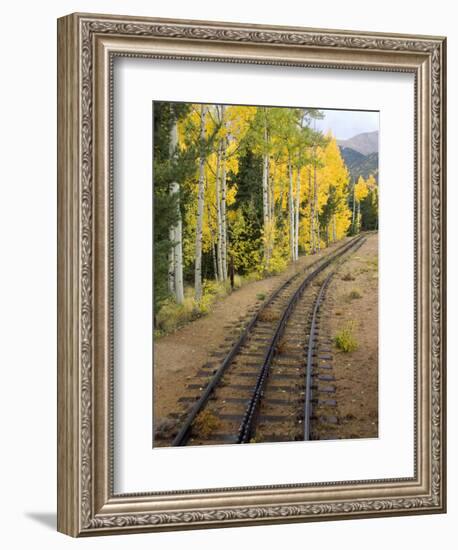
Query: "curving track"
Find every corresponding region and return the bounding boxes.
[162,235,366,446]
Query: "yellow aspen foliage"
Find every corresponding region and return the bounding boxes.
[158,102,375,305]
[311,136,352,245]
[366,174,377,191]
[354,175,369,202]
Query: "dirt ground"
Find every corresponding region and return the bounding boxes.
[319,232,378,439]
[153,237,354,424]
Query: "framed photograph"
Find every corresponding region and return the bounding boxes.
[57,13,446,536]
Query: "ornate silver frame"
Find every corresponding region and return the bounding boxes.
[57,12,446,536]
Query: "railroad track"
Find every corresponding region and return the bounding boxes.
[162,235,366,447]
[254,239,364,444]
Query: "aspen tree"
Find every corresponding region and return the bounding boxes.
[194,104,207,302]
[215,139,223,281]
[168,227,175,294]
[220,105,228,280]
[221,157,228,279]
[311,148,318,254]
[354,175,369,233]
[157,102,364,317]
[168,115,184,303]
[288,158,295,261]
[207,202,218,280]
[294,167,301,260]
[262,108,270,265]
[352,181,356,231]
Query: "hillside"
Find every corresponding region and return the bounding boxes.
[338,130,378,155]
[340,146,379,182]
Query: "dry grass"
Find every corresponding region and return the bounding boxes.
[365,256,378,271]
[259,309,280,322]
[155,273,253,337]
[314,276,326,287]
[341,271,356,281]
[276,338,291,354]
[154,417,178,440]
[193,409,220,438]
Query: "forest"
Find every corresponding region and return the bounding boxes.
[153,102,378,330]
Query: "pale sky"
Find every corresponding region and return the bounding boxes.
[311,109,379,140]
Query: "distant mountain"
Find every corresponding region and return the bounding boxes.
[339,146,378,183]
[338,131,378,156]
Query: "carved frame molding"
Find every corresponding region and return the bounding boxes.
[57,13,446,536]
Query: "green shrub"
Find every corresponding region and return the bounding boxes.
[334,321,358,352]
[347,289,362,300]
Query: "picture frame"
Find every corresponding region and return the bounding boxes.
[57,12,446,536]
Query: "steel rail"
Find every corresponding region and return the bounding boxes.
[303,271,334,440]
[303,236,366,440]
[237,235,365,444]
[171,261,301,446]
[171,236,363,446]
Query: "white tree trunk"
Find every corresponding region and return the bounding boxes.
[294,167,301,260]
[288,159,295,261]
[171,181,184,304]
[168,226,175,294]
[170,119,184,304]
[220,105,228,281]
[262,108,270,266]
[308,165,314,252]
[207,203,218,280]
[269,168,275,221]
[215,145,223,282]
[194,105,207,302]
[168,117,184,303]
[311,157,318,254]
[221,154,227,280]
[352,183,356,231]
[357,200,361,233]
